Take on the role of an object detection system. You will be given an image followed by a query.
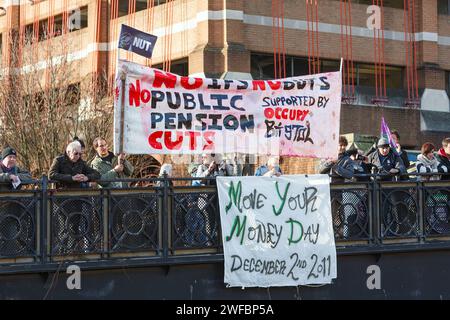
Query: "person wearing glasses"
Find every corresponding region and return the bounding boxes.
[89,137,134,188]
[49,141,100,189]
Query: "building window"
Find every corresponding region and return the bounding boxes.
[438,0,450,15]
[117,0,163,18]
[53,14,63,36]
[23,6,88,43]
[357,64,403,89]
[332,0,403,9]
[70,6,88,31]
[153,58,189,76]
[446,71,450,97]
[251,53,403,90]
[251,53,340,79]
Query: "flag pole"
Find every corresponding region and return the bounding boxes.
[119,71,126,155]
[117,24,125,155]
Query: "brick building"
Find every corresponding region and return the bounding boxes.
[0,0,449,174]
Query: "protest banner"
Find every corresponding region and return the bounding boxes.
[217,175,337,287]
[114,59,341,158]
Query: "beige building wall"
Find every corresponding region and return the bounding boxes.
[0,0,449,173]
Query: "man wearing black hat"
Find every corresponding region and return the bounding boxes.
[0,147,32,190]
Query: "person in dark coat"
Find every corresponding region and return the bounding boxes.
[49,141,101,254]
[49,141,100,189]
[390,130,410,169]
[367,137,406,181]
[369,138,409,236]
[0,147,32,190]
[318,136,351,182]
[436,137,450,181]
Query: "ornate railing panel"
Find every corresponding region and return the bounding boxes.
[109,192,160,253]
[49,195,103,256]
[380,186,419,239]
[331,185,371,241]
[0,195,39,258]
[171,189,221,251]
[423,186,450,236]
[0,177,449,271]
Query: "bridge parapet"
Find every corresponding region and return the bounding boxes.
[0,176,449,274]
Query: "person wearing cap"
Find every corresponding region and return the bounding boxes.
[0,147,32,190]
[49,141,100,189]
[367,137,406,181]
[89,137,134,188]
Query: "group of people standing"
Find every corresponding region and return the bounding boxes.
[0,137,134,190]
[185,153,282,186]
[1,130,449,190]
[319,131,450,181]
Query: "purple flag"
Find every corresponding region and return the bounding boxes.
[380,117,398,155]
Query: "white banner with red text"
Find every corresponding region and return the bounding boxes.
[114,60,341,158]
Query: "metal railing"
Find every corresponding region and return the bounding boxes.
[0,175,449,273]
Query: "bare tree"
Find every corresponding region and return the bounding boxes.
[0,32,113,176]
[0,32,163,180]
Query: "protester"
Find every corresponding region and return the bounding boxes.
[337,148,370,182]
[427,138,450,234]
[156,163,173,187]
[367,137,406,181]
[416,142,447,181]
[390,130,410,168]
[89,137,134,188]
[0,147,32,190]
[255,156,282,177]
[49,141,100,189]
[436,137,450,181]
[73,136,86,160]
[318,136,350,182]
[193,153,234,185]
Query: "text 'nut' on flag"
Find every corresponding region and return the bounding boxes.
[118,24,158,59]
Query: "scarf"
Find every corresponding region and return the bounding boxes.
[417,154,439,169]
[438,148,449,160]
[0,163,15,174]
[100,152,115,164]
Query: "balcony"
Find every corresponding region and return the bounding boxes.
[342,85,416,108]
[0,176,449,275]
